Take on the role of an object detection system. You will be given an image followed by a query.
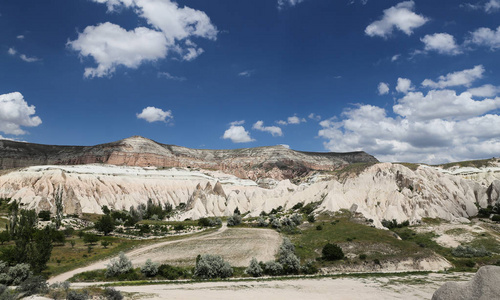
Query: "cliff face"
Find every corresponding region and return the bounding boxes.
[0,136,378,180]
[0,163,498,228]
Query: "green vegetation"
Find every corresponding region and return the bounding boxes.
[322,243,344,261]
[288,214,435,267]
[437,158,497,169]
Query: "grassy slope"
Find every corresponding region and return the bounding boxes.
[288,213,435,267]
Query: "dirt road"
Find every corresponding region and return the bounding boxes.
[49,224,281,284]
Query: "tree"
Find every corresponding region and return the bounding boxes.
[106,252,132,277]
[227,214,241,226]
[37,210,51,222]
[54,188,64,230]
[140,259,159,277]
[194,254,233,279]
[0,231,10,245]
[101,205,111,215]
[29,226,53,273]
[95,215,115,235]
[83,233,99,245]
[322,243,344,261]
[8,200,19,239]
[245,257,263,277]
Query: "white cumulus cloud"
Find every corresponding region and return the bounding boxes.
[68,23,168,78]
[378,82,390,95]
[396,78,413,94]
[0,92,42,135]
[308,113,321,121]
[252,121,283,137]
[468,26,500,50]
[318,74,500,163]
[467,84,500,97]
[71,0,217,78]
[277,115,306,125]
[365,1,428,38]
[223,122,255,143]
[136,106,173,123]
[421,65,484,89]
[421,33,462,55]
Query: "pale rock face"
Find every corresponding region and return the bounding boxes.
[0,163,498,228]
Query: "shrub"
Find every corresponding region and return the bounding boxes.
[245,257,263,277]
[95,215,115,235]
[227,214,242,226]
[270,218,281,229]
[38,210,51,221]
[307,214,315,223]
[16,275,48,297]
[158,264,185,280]
[170,224,184,231]
[452,245,491,258]
[194,254,233,279]
[106,252,132,277]
[257,217,268,227]
[278,238,300,274]
[141,259,159,277]
[83,233,99,245]
[8,263,32,285]
[104,287,123,300]
[292,202,304,210]
[197,218,212,227]
[316,225,323,231]
[263,261,283,276]
[67,290,89,300]
[359,254,367,260]
[492,215,500,222]
[300,202,318,215]
[290,213,302,226]
[300,260,318,274]
[322,243,344,261]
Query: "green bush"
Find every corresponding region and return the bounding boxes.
[83,233,99,245]
[322,243,344,261]
[158,264,185,280]
[140,259,159,277]
[292,202,304,210]
[106,252,132,277]
[38,210,51,221]
[104,287,123,300]
[227,214,242,226]
[316,225,323,231]
[278,238,300,274]
[194,254,233,279]
[359,254,367,260]
[67,290,89,300]
[307,214,315,223]
[245,257,263,277]
[452,245,491,258]
[16,275,48,297]
[263,261,283,276]
[492,215,500,222]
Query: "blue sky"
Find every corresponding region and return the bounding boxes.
[1,0,500,163]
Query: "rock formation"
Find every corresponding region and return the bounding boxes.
[0,136,378,180]
[432,265,500,300]
[1,162,499,228]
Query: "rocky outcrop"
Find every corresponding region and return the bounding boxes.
[1,163,499,227]
[432,265,500,300]
[0,136,378,180]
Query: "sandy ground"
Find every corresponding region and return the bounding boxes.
[104,273,474,300]
[49,224,281,284]
[414,220,499,248]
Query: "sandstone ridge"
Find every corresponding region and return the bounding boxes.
[0,136,378,180]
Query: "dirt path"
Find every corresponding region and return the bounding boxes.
[48,224,229,284]
[104,272,474,300]
[49,224,282,284]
